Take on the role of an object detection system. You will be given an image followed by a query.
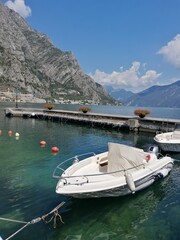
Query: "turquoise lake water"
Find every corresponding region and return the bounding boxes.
[0,103,180,240]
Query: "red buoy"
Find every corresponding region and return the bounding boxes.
[8,130,13,136]
[40,140,47,146]
[52,146,59,153]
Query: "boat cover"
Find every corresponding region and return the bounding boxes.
[107,142,147,176]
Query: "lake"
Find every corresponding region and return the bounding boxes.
[0,103,180,240]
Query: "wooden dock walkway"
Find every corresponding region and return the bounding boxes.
[4,107,180,133]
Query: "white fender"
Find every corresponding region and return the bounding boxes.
[125,173,135,193]
[158,168,169,178]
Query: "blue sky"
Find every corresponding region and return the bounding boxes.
[2,0,180,92]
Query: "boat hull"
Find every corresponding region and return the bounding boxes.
[154,131,180,152]
[59,178,155,198]
[56,162,173,198]
[156,142,180,152]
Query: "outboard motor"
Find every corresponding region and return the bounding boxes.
[143,144,161,158]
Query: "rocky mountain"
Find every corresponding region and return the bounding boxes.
[0,4,115,104]
[125,80,180,107]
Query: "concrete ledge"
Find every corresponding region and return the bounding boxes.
[5,107,180,133]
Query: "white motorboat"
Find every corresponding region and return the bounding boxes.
[53,143,174,198]
[154,130,180,152]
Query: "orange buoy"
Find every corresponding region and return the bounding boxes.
[40,140,47,146]
[0,130,2,135]
[8,130,13,136]
[52,146,59,153]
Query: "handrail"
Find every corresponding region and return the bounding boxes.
[54,163,146,180]
[52,152,96,178]
[53,151,168,182]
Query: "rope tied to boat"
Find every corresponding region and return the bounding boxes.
[43,209,64,228]
[174,158,180,162]
[0,201,65,240]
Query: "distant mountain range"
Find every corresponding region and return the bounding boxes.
[0,4,115,105]
[104,86,135,102]
[106,80,180,108]
[1,3,179,108]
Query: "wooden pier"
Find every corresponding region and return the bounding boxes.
[4,107,180,133]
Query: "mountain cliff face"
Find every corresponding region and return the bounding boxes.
[0,4,115,104]
[125,80,180,107]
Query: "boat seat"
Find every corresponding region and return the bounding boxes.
[99,157,108,167]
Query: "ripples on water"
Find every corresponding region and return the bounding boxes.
[0,103,180,239]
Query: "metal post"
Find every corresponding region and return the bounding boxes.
[14,89,19,108]
[15,92,18,108]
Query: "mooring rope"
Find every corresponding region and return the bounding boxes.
[174,159,180,162]
[0,201,65,240]
[5,223,30,240]
[0,218,27,224]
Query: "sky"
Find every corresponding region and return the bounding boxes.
[2,0,180,93]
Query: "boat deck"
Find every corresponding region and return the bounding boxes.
[73,162,100,175]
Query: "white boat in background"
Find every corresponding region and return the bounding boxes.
[154,130,180,152]
[53,143,174,198]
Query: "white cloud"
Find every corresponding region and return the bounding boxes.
[158,34,180,68]
[5,0,31,18]
[89,61,161,92]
